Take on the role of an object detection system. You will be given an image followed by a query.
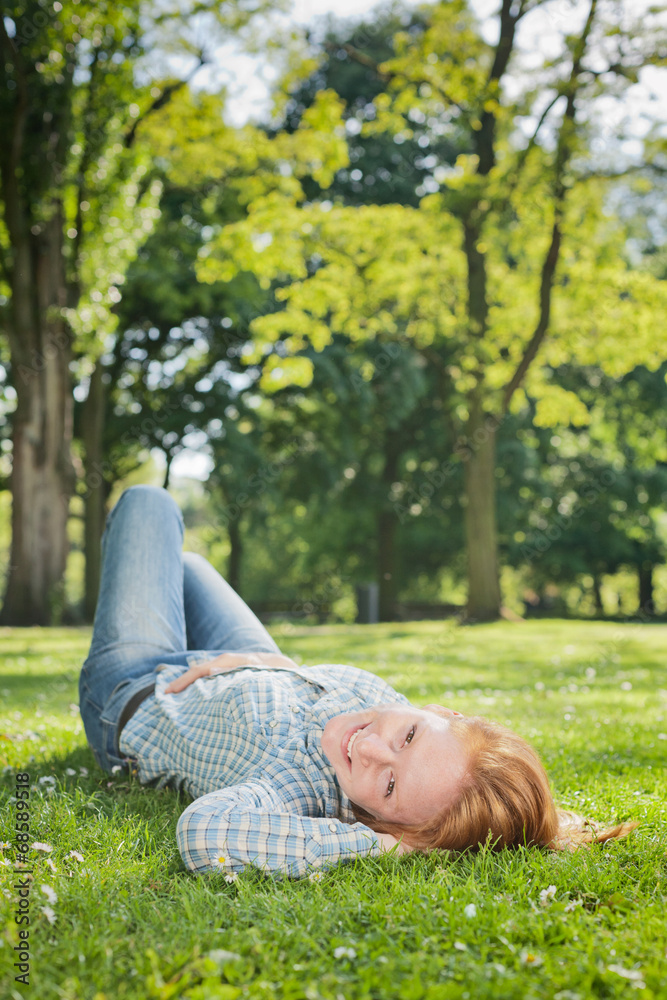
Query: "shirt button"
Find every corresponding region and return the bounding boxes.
[291,705,301,712]
[328,822,337,832]
[269,720,278,728]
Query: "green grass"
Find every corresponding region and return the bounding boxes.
[0,620,665,1000]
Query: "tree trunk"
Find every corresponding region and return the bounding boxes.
[1,210,75,625]
[592,574,604,617]
[462,401,501,622]
[378,438,399,621]
[82,360,107,621]
[638,562,654,616]
[461,198,499,623]
[228,516,243,594]
[377,509,397,621]
[163,452,173,490]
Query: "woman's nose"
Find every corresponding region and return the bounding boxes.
[356,731,392,765]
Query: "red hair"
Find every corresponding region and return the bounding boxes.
[349,713,637,851]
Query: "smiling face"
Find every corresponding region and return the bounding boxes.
[321,703,468,828]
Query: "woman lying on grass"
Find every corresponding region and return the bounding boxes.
[79,486,636,879]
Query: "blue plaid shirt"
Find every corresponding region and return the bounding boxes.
[119,660,409,879]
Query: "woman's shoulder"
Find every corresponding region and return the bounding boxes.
[305,663,409,703]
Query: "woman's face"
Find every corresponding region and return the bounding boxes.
[321,703,468,828]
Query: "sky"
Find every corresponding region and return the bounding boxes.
[182,0,664,129]
[192,0,425,126]
[292,0,401,20]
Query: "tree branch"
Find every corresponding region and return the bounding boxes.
[123,53,208,149]
[486,0,519,88]
[501,220,561,413]
[502,0,599,412]
[516,90,565,169]
[575,162,667,181]
[497,88,567,209]
[326,42,467,116]
[581,62,640,83]
[476,0,522,175]
[333,42,391,83]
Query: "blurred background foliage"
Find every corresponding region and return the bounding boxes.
[0,0,666,626]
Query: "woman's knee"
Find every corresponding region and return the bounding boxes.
[115,485,181,519]
[105,485,183,539]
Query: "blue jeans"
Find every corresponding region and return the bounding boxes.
[79,485,279,772]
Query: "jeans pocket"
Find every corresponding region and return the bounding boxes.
[98,678,134,768]
[79,668,103,714]
[100,673,157,769]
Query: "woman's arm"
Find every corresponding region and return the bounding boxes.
[176,780,412,879]
[164,652,298,694]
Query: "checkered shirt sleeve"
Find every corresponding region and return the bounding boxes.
[176,778,381,879]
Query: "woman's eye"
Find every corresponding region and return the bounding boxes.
[386,727,415,796]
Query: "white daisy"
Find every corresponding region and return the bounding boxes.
[41,884,58,905]
[539,885,557,907]
[608,965,645,984]
[333,947,356,960]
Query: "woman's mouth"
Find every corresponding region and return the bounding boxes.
[341,722,368,769]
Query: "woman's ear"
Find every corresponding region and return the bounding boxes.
[423,704,463,718]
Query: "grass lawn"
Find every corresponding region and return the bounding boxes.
[0,619,665,1000]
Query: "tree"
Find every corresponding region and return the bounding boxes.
[263,9,468,619]
[509,362,667,616]
[273,337,439,620]
[200,336,464,620]
[198,0,667,621]
[0,0,279,624]
[76,177,262,617]
[68,80,349,616]
[0,2,142,621]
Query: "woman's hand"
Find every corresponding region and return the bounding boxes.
[375,833,415,855]
[164,652,298,694]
